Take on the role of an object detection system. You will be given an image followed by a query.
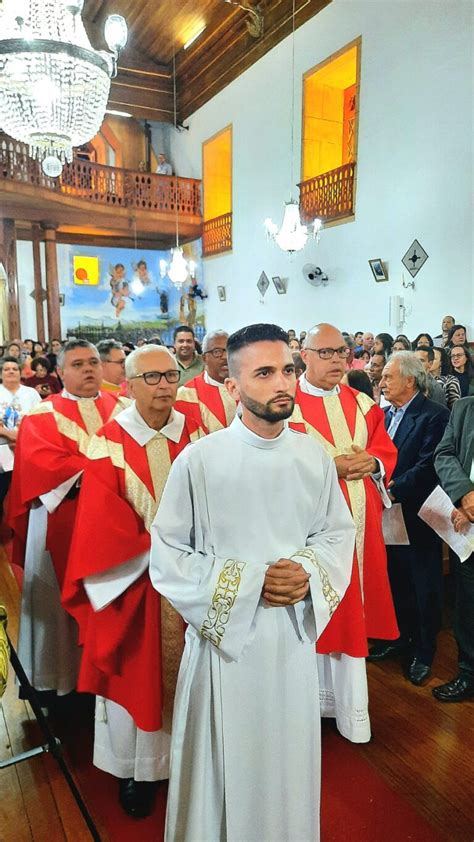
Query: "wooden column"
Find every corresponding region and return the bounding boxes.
[31,224,46,343]
[42,223,61,341]
[0,218,21,340]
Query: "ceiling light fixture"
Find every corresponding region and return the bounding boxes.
[105,108,133,118]
[159,52,197,289]
[0,0,128,176]
[183,26,206,50]
[264,0,321,252]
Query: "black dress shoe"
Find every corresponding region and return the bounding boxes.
[407,658,431,686]
[432,675,474,702]
[367,640,409,661]
[118,778,157,818]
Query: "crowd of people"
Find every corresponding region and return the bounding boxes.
[1,314,473,840]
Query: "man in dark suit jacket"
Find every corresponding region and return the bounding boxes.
[368,352,449,684]
[433,397,474,701]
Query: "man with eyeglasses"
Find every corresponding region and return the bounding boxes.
[97,339,126,393]
[290,323,399,659]
[9,340,127,700]
[63,344,204,818]
[175,329,237,433]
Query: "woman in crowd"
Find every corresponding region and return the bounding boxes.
[430,347,461,409]
[447,324,472,359]
[412,332,434,349]
[450,346,474,397]
[289,338,301,352]
[392,336,411,352]
[373,333,393,357]
[354,348,371,363]
[343,369,374,400]
[0,356,41,516]
[25,356,62,397]
[6,342,22,360]
[33,341,46,357]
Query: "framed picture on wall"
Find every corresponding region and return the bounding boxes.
[59,294,65,306]
[272,276,287,295]
[217,285,226,302]
[368,259,388,282]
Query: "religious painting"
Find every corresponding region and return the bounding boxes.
[58,242,206,345]
[368,258,388,282]
[402,240,429,278]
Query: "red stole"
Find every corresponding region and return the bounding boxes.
[63,413,202,732]
[291,383,399,651]
[8,391,122,587]
[175,371,236,433]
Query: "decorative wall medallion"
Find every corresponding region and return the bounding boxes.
[257,271,270,297]
[402,240,428,277]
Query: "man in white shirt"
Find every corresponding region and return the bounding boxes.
[150,323,366,842]
[155,153,172,175]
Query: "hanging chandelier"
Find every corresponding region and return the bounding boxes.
[265,201,321,253]
[0,0,128,176]
[159,52,196,291]
[264,0,321,254]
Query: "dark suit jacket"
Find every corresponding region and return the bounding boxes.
[434,397,474,506]
[384,392,450,539]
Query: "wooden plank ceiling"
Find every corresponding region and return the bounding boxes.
[83,0,331,123]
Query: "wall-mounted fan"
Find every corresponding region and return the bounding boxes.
[302,264,329,287]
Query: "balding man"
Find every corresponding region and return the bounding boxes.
[362,332,375,354]
[9,340,126,697]
[63,345,204,817]
[290,323,399,654]
[175,330,237,433]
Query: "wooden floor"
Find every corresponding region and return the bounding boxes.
[1,549,473,842]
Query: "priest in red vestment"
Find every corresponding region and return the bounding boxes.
[63,345,204,818]
[8,340,126,697]
[290,323,399,654]
[175,329,237,432]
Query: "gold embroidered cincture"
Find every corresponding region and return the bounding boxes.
[200,559,246,647]
[293,548,340,617]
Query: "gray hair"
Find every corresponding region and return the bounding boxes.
[96,339,123,361]
[57,339,97,369]
[386,350,428,392]
[202,330,229,354]
[124,343,176,379]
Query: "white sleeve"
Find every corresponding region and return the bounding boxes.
[39,471,83,513]
[84,551,149,611]
[292,456,356,642]
[150,453,267,662]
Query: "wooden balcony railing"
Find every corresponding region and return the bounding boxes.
[298,162,356,223]
[202,212,233,256]
[0,133,201,217]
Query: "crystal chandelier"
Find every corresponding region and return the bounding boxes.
[265,202,321,253]
[159,52,196,290]
[0,0,128,176]
[264,0,321,253]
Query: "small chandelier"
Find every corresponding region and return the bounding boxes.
[265,201,321,254]
[160,249,196,291]
[0,0,128,176]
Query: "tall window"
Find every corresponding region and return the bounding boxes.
[202,126,232,256]
[300,40,360,223]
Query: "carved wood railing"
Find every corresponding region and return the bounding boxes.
[0,134,202,217]
[298,162,356,223]
[202,212,233,256]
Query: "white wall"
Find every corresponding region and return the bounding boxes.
[165,0,473,340]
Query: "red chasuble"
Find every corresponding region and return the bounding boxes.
[175,371,237,433]
[290,383,399,654]
[63,412,202,732]
[8,391,124,587]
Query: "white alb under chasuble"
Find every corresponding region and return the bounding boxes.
[150,415,369,842]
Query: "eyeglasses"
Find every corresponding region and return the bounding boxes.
[202,348,227,359]
[131,370,181,385]
[451,353,466,361]
[305,346,351,360]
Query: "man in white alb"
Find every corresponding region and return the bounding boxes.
[150,323,367,842]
